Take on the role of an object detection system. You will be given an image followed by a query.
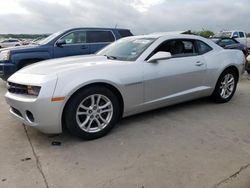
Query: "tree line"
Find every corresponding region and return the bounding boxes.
[0,34,50,40]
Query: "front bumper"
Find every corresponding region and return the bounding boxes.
[5,73,63,134]
[0,61,17,80]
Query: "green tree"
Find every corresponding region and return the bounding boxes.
[195,30,215,38]
[246,33,250,37]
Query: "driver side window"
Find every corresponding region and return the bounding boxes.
[61,31,86,45]
[150,39,197,59]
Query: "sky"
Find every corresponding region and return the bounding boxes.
[0,0,249,34]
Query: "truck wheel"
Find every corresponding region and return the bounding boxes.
[63,86,121,140]
[211,69,238,103]
[247,70,250,74]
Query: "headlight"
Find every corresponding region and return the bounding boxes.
[27,85,41,96]
[0,50,10,61]
[7,82,41,96]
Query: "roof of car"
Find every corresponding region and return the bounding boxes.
[131,32,202,40]
[64,27,131,32]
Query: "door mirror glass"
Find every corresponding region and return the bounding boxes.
[56,39,66,47]
[148,51,172,63]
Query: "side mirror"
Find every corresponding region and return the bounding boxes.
[56,39,66,47]
[247,55,250,62]
[148,51,172,63]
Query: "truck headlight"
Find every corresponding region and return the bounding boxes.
[27,85,41,96]
[0,50,10,61]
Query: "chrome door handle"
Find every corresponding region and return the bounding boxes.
[196,61,204,66]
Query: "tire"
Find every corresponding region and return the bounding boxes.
[211,69,238,103]
[63,86,121,140]
[247,70,250,74]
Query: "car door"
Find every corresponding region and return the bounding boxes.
[53,30,90,58]
[86,30,116,53]
[143,39,207,105]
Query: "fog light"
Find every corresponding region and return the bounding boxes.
[26,111,34,123]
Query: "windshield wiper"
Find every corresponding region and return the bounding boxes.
[104,55,117,60]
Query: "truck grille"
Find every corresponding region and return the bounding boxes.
[7,82,28,95]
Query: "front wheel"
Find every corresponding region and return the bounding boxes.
[211,69,238,103]
[63,86,121,140]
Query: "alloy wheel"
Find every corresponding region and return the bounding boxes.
[219,73,235,99]
[76,94,113,133]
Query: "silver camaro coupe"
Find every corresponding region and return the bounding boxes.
[5,33,245,139]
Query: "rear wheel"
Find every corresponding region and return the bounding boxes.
[63,86,121,140]
[247,70,250,74]
[211,69,238,103]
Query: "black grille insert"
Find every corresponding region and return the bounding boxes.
[11,107,23,117]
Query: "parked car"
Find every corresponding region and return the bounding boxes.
[30,37,46,45]
[214,31,250,49]
[5,33,245,139]
[246,55,250,74]
[0,27,133,80]
[0,38,21,48]
[211,37,248,56]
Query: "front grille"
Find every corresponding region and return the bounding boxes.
[7,82,28,95]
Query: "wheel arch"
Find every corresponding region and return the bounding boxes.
[61,82,124,131]
[221,65,239,82]
[18,58,45,69]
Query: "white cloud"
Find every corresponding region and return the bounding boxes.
[131,0,164,12]
[0,0,249,34]
[0,0,28,15]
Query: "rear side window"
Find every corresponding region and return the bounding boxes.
[239,32,245,38]
[9,39,19,42]
[196,40,212,55]
[87,31,115,43]
[118,30,133,38]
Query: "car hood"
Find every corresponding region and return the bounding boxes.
[0,44,47,53]
[17,55,124,75]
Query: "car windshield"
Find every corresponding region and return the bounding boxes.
[97,37,155,61]
[38,30,64,45]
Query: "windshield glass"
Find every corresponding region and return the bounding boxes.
[38,30,64,45]
[97,37,155,61]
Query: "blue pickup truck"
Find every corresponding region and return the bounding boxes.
[0,27,133,80]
